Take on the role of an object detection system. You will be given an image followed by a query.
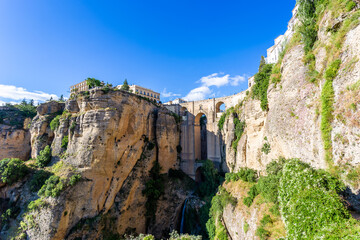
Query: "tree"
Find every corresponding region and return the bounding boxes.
[59,95,64,102]
[36,145,52,168]
[259,56,266,71]
[86,78,102,89]
[121,79,130,91]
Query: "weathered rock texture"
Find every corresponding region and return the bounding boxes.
[0,125,31,161]
[23,90,186,240]
[0,107,31,161]
[30,101,65,158]
[221,15,360,175]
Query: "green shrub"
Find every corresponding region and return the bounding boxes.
[252,63,273,111]
[244,221,249,233]
[261,142,271,154]
[61,135,69,150]
[321,60,341,163]
[69,173,81,186]
[325,59,342,81]
[256,226,270,240]
[279,159,360,239]
[207,187,235,240]
[197,160,223,198]
[29,170,53,192]
[50,115,61,131]
[243,185,259,207]
[225,167,257,183]
[38,175,65,197]
[297,0,318,53]
[36,145,52,168]
[0,158,27,185]
[218,113,226,130]
[27,198,46,212]
[142,161,164,218]
[346,1,357,12]
[232,118,246,152]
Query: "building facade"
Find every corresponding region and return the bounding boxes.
[116,85,160,102]
[164,98,187,105]
[265,6,299,64]
[70,80,89,93]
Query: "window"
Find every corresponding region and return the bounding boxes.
[151,94,153,97]
[147,93,149,96]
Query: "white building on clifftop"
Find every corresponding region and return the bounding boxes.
[266,6,299,64]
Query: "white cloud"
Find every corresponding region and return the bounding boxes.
[199,73,246,87]
[183,86,212,101]
[200,73,230,87]
[0,84,58,103]
[230,75,246,86]
[161,88,181,98]
[183,73,246,101]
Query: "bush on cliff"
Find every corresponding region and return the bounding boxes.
[252,63,273,111]
[50,115,61,131]
[36,145,51,168]
[0,158,28,185]
[38,175,65,197]
[279,159,360,239]
[29,170,53,192]
[142,161,164,219]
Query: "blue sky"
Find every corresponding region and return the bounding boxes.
[0,0,296,104]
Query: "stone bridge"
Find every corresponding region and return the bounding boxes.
[165,91,248,179]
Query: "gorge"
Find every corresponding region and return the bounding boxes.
[1,0,360,239]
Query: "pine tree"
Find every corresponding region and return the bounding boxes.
[59,95,64,102]
[259,56,266,72]
[121,79,130,91]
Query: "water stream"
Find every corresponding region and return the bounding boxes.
[180,198,188,234]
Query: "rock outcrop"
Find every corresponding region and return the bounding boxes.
[20,90,186,240]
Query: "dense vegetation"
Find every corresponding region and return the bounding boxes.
[321,59,341,163]
[252,63,273,111]
[0,100,37,128]
[142,161,164,220]
[0,158,28,185]
[36,145,52,168]
[38,175,66,198]
[223,158,360,239]
[232,118,245,152]
[206,186,236,240]
[279,159,360,239]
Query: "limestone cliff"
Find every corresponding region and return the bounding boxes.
[219,2,360,238]
[221,3,360,175]
[0,107,31,161]
[0,89,190,240]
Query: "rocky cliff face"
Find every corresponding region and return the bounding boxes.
[1,90,190,240]
[221,6,360,174]
[219,3,360,238]
[0,107,31,161]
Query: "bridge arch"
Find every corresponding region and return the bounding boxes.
[215,101,226,114]
[194,112,207,161]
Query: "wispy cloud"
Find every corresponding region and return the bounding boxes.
[161,88,181,98]
[184,73,246,101]
[0,84,58,105]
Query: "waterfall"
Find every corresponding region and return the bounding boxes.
[180,198,188,234]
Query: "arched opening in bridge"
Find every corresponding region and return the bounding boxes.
[194,113,207,161]
[215,102,226,118]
